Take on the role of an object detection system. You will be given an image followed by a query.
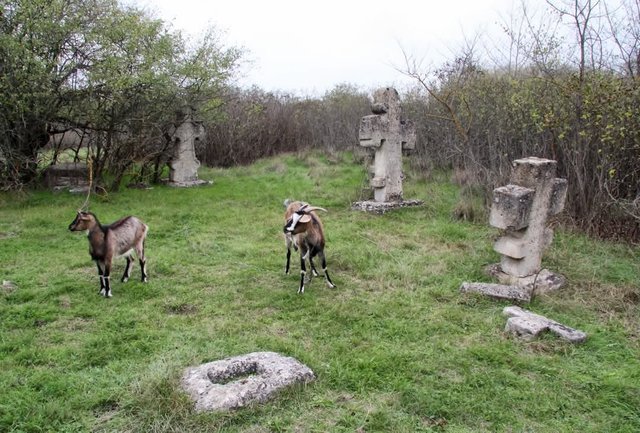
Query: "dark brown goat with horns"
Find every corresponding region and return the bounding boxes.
[283,200,336,294]
[69,211,148,298]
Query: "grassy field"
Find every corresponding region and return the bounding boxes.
[0,152,639,432]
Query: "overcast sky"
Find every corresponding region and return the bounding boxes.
[133,0,517,95]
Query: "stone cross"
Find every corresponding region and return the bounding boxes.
[490,157,568,280]
[168,107,206,186]
[503,306,587,343]
[359,87,416,203]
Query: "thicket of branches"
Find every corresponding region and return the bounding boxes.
[200,84,370,167]
[0,0,242,190]
[400,0,640,240]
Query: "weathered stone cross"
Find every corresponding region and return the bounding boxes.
[490,157,568,283]
[168,106,207,187]
[358,87,416,203]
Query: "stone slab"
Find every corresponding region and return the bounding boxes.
[181,351,315,412]
[503,306,587,343]
[459,282,532,302]
[351,199,424,214]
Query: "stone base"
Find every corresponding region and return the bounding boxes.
[459,282,532,302]
[485,264,566,295]
[66,186,91,194]
[181,351,315,412]
[351,199,423,214]
[503,306,587,343]
[166,179,212,188]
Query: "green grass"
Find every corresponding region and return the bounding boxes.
[1,151,639,432]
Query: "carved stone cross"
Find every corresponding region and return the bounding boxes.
[490,157,568,279]
[168,107,206,186]
[359,87,416,203]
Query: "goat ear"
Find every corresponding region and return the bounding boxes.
[299,215,312,223]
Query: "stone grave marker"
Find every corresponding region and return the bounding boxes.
[503,306,587,343]
[352,87,423,213]
[43,162,90,193]
[460,157,568,301]
[168,107,209,187]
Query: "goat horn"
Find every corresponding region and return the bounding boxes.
[305,206,327,213]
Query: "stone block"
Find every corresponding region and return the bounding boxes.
[44,162,89,191]
[511,157,557,188]
[370,176,386,188]
[490,185,535,230]
[493,234,527,259]
[358,115,385,148]
[400,120,416,150]
[499,255,534,278]
[549,178,568,215]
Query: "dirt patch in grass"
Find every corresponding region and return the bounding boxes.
[165,303,198,315]
[0,231,18,239]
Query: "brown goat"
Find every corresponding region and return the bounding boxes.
[283,200,336,294]
[69,211,148,297]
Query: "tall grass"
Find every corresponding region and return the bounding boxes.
[0,152,638,432]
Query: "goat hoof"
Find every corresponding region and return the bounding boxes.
[121,277,129,283]
[99,288,106,296]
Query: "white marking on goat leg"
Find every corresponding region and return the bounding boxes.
[298,270,306,294]
[324,268,336,288]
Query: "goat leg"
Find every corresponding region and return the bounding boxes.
[122,256,133,282]
[319,252,336,288]
[298,255,306,294]
[139,258,148,282]
[96,261,106,295]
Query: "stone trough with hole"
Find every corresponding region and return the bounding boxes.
[181,351,315,412]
